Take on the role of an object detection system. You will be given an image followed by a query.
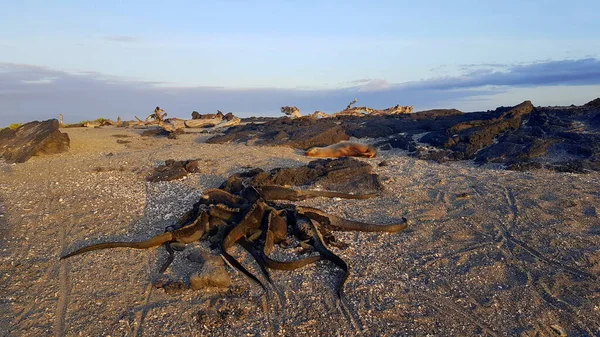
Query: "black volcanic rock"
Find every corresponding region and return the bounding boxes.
[584,97,600,108]
[141,127,185,139]
[207,108,476,150]
[146,159,204,182]
[205,99,600,173]
[443,101,535,159]
[219,157,382,195]
[0,119,70,163]
[283,123,348,149]
[207,117,349,149]
[410,108,464,119]
[374,134,417,152]
[474,135,560,164]
[478,103,600,172]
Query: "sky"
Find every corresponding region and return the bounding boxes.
[1,0,600,126]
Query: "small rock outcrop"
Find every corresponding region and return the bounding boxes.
[146,159,203,182]
[584,97,600,108]
[141,127,185,139]
[188,251,232,289]
[191,111,224,120]
[473,102,600,172]
[443,101,535,159]
[220,157,382,195]
[0,119,70,163]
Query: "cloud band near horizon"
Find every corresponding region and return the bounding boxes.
[1,57,600,125]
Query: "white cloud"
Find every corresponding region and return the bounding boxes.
[357,79,391,92]
[1,57,600,126]
[20,77,57,84]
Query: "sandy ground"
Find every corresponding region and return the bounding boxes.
[1,127,599,337]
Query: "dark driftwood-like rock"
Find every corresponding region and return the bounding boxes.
[0,119,70,163]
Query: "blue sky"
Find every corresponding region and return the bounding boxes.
[1,0,600,125]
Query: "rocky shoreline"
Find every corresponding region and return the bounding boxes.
[208,98,600,173]
[3,99,599,174]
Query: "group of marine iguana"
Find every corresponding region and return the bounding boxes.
[60,174,408,299]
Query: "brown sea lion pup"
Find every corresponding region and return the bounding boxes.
[305,141,377,158]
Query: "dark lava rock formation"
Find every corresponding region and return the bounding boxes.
[207,108,476,150]
[206,99,600,173]
[141,127,185,139]
[584,97,600,108]
[207,118,350,149]
[418,101,535,160]
[220,157,382,195]
[147,159,203,182]
[0,119,70,163]
[148,156,382,194]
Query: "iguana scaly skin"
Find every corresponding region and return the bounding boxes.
[60,211,209,260]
